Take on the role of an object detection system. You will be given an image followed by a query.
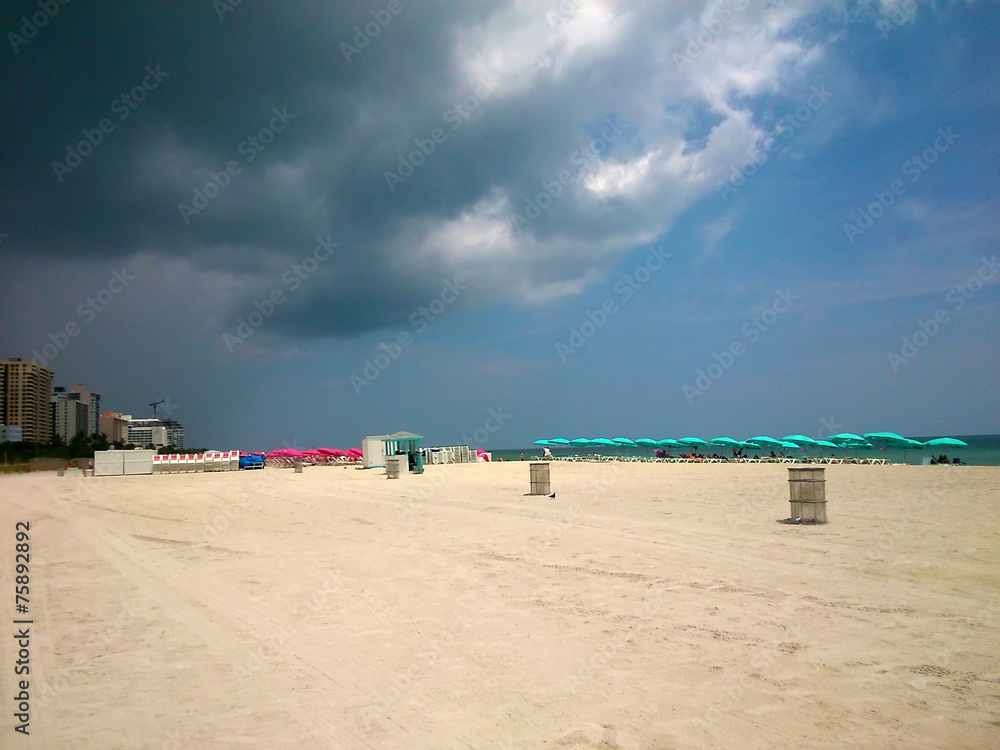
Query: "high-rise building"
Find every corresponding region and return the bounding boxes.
[126,417,185,449]
[99,411,131,444]
[52,387,90,441]
[0,358,54,443]
[127,418,168,447]
[160,419,186,449]
[68,384,101,436]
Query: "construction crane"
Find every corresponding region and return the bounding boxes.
[150,400,165,418]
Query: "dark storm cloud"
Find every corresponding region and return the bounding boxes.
[0,0,833,341]
[1,1,502,336]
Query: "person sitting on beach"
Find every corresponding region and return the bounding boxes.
[769,451,776,459]
[542,446,553,458]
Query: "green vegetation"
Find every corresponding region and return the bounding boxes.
[1,435,206,465]
[1,432,111,464]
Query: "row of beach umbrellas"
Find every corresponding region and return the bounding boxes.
[258,447,363,458]
[534,433,968,457]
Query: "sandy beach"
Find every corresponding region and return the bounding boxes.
[1,462,999,749]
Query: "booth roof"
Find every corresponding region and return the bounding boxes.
[382,431,423,440]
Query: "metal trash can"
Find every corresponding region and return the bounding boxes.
[386,456,402,479]
[294,461,303,474]
[57,468,65,477]
[529,462,551,495]
[788,466,827,523]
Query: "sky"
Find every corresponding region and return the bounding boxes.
[1,0,998,451]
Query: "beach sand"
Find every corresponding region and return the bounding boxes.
[1,462,999,749]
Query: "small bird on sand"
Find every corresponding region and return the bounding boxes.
[549,492,556,498]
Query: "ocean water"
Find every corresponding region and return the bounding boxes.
[489,434,1000,466]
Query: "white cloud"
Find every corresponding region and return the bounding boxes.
[416,1,845,304]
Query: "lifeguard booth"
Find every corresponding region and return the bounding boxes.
[362,431,424,473]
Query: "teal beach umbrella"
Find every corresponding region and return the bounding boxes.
[924,437,967,463]
[827,433,866,444]
[746,436,783,447]
[924,437,968,448]
[782,435,819,446]
[678,437,708,447]
[862,432,923,461]
[863,432,908,443]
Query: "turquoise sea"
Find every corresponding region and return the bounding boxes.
[489,434,1000,466]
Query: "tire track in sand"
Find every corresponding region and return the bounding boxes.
[53,503,375,748]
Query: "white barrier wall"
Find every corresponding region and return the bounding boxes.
[94,450,125,476]
[124,450,156,475]
[95,449,155,476]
